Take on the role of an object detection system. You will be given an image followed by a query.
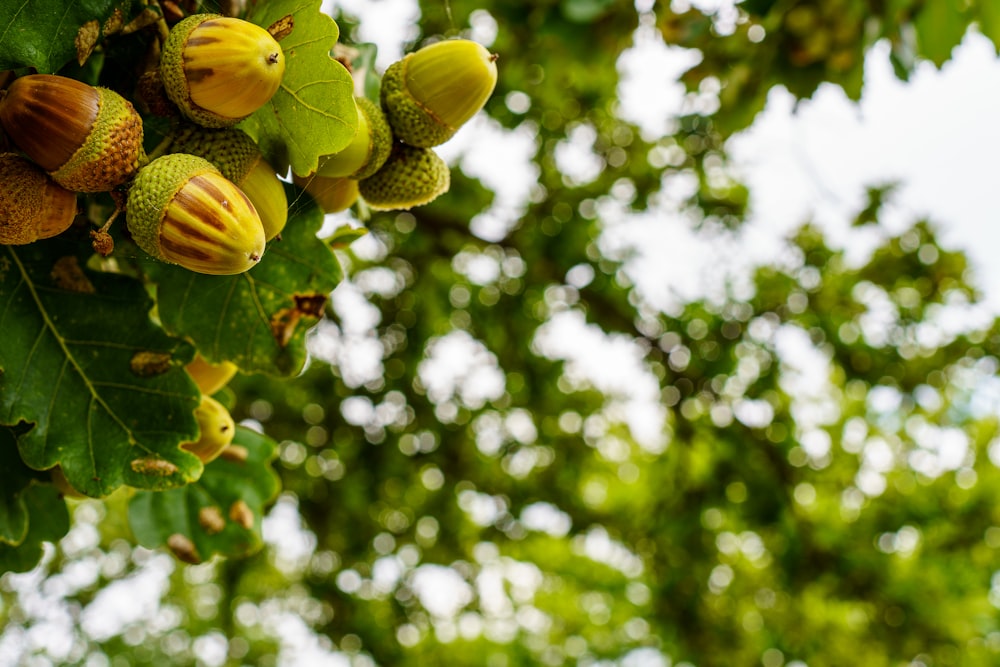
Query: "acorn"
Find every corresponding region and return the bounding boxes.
[358,142,449,211]
[126,154,266,275]
[314,97,392,180]
[380,39,498,148]
[169,125,287,239]
[0,74,145,192]
[185,353,239,395]
[161,13,285,128]
[0,153,77,245]
[181,395,235,464]
[292,173,359,214]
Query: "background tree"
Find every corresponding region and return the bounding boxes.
[2,0,1000,666]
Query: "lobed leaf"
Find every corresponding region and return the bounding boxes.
[0,0,133,73]
[0,238,203,498]
[0,483,69,574]
[142,184,341,377]
[241,0,358,178]
[0,426,46,546]
[128,426,280,563]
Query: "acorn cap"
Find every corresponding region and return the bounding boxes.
[169,124,287,239]
[161,14,285,128]
[0,74,145,192]
[380,39,498,148]
[126,153,266,275]
[358,142,450,211]
[0,153,77,245]
[185,353,239,395]
[315,96,392,180]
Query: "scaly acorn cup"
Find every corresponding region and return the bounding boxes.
[161,13,285,128]
[0,153,78,245]
[292,173,359,214]
[0,74,145,192]
[315,96,392,180]
[181,395,236,464]
[380,39,498,148]
[169,124,287,239]
[126,154,266,275]
[358,142,450,211]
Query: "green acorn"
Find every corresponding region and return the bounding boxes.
[314,97,392,180]
[358,142,449,211]
[380,39,498,148]
[169,125,287,239]
[292,173,359,214]
[161,14,285,128]
[126,154,266,275]
[0,74,145,192]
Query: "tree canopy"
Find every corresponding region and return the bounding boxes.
[2,0,1000,665]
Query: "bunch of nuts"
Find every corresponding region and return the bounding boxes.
[0,12,285,275]
[0,11,498,270]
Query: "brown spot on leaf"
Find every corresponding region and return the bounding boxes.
[130,457,180,476]
[103,8,124,35]
[229,500,254,529]
[198,506,226,535]
[167,533,202,564]
[75,20,100,66]
[130,350,173,377]
[51,256,95,293]
[267,15,294,41]
[269,293,327,347]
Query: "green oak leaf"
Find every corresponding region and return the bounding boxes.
[914,0,969,67]
[0,0,133,73]
[0,426,47,546]
[0,238,203,498]
[141,184,340,377]
[128,426,280,563]
[0,483,70,574]
[240,0,358,177]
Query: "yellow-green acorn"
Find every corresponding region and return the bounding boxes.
[315,97,392,180]
[0,74,145,192]
[126,154,266,275]
[185,353,239,395]
[169,124,287,239]
[0,153,77,245]
[161,14,285,128]
[358,142,450,211]
[181,395,236,464]
[380,39,498,148]
[292,173,359,214]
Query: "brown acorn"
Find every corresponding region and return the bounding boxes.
[0,153,77,245]
[0,74,145,192]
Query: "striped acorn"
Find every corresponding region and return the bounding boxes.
[0,74,145,192]
[126,154,266,275]
[169,124,287,239]
[292,173,359,214]
[314,97,392,180]
[181,395,235,464]
[161,13,285,128]
[0,153,77,245]
[380,39,498,148]
[358,142,449,211]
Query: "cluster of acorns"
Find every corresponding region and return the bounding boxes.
[293,38,498,215]
[0,11,498,277]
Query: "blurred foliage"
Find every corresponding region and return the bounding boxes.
[4,1,1000,666]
